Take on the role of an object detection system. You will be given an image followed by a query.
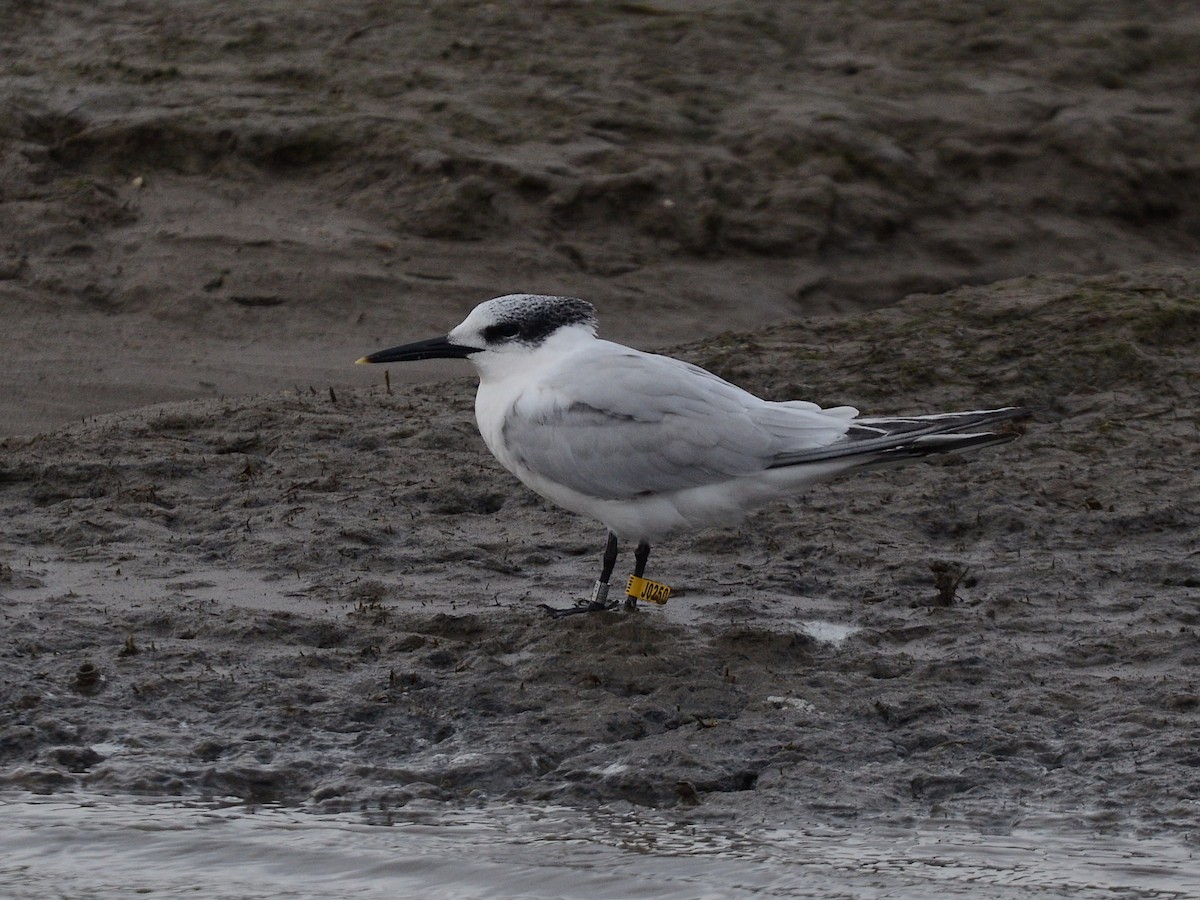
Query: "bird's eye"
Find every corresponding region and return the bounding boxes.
[484,322,521,342]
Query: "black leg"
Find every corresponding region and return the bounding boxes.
[624,540,651,610]
[540,531,621,618]
[599,531,619,584]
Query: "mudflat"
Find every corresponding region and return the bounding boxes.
[3,268,1198,829]
[1,1,1198,834]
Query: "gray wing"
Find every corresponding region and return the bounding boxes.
[500,343,854,500]
[767,407,1031,467]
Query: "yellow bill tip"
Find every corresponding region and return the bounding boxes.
[355,356,372,365]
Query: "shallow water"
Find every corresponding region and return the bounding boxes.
[1,793,1197,899]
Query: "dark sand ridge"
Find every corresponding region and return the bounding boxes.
[2,1,1199,435]
[1,268,1197,832]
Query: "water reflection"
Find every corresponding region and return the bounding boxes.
[1,792,1197,898]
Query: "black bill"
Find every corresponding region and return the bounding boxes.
[356,335,478,364]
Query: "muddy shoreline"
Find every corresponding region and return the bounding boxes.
[3,268,1198,837]
[2,0,1199,842]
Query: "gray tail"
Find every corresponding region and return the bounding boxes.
[768,406,1031,470]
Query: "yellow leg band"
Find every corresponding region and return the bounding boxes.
[626,575,672,605]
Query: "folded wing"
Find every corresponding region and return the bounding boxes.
[500,344,856,500]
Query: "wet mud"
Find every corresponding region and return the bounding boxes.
[2,268,1198,835]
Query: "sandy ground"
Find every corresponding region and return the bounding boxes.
[1,0,1199,839]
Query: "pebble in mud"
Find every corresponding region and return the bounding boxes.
[70,662,103,695]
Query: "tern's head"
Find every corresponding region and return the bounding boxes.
[357,294,598,372]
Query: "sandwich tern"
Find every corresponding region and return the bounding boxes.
[358,294,1028,616]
